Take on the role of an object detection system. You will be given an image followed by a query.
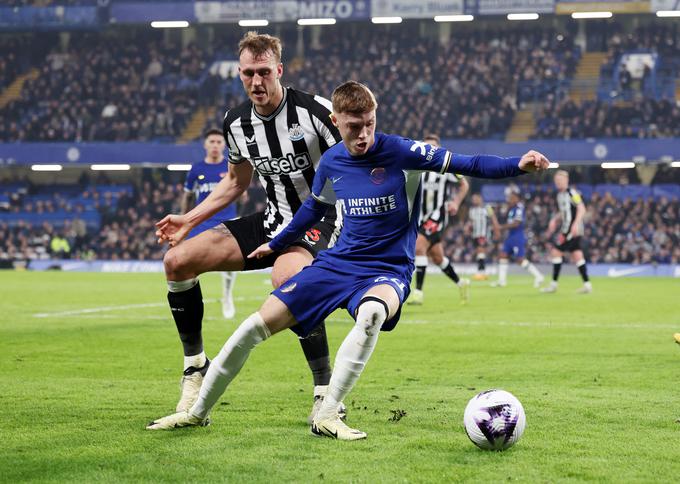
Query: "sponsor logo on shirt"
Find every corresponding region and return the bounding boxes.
[254,152,313,176]
[340,195,397,216]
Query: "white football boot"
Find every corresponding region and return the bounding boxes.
[576,282,593,294]
[540,282,558,293]
[146,410,209,430]
[311,415,366,441]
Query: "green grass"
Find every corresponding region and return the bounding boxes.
[1,271,679,482]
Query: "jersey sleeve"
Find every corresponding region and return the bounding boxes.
[223,111,248,165]
[310,155,337,205]
[183,165,197,193]
[510,205,524,223]
[392,136,524,179]
[570,188,583,205]
[310,95,342,151]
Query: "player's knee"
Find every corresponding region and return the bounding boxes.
[271,271,293,289]
[430,253,443,266]
[355,298,388,337]
[164,246,193,279]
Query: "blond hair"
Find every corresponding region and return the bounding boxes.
[331,81,378,114]
[238,31,282,63]
[555,169,569,179]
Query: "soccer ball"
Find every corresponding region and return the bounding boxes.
[463,389,526,451]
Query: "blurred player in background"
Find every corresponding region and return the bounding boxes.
[408,133,470,305]
[182,129,240,319]
[468,193,499,280]
[541,170,592,294]
[492,186,544,288]
[155,32,344,423]
[147,80,551,439]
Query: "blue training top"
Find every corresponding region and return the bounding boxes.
[506,202,525,238]
[270,132,525,282]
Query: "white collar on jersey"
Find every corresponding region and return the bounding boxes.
[252,87,288,122]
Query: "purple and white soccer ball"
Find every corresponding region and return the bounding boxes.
[464,389,526,451]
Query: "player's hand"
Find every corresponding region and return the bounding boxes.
[569,227,579,239]
[248,242,274,259]
[155,214,191,247]
[519,150,550,172]
[447,201,459,216]
[557,233,566,245]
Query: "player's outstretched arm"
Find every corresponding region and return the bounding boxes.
[155,163,253,246]
[248,195,329,259]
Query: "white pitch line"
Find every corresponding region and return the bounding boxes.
[31,297,262,318]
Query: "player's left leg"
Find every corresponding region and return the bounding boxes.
[221,272,236,319]
[271,246,339,423]
[407,233,430,305]
[519,253,544,288]
[571,248,592,294]
[541,247,563,293]
[312,283,401,441]
[147,295,296,430]
[428,242,469,304]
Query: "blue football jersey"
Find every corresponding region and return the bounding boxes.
[184,159,237,233]
[308,133,482,282]
[506,203,525,238]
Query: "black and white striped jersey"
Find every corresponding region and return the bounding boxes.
[556,187,584,235]
[419,171,460,226]
[223,87,342,238]
[469,204,494,239]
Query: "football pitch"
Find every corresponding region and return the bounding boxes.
[2,271,679,482]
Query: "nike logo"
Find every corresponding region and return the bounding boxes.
[245,135,256,144]
[331,176,343,184]
[607,267,647,278]
[321,424,338,439]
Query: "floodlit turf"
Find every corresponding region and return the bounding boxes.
[2,271,679,482]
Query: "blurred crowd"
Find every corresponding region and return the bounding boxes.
[0,32,208,142]
[533,96,680,139]
[2,23,579,142]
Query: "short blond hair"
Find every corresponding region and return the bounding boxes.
[555,169,569,179]
[238,31,282,63]
[331,81,378,114]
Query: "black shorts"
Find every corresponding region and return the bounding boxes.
[223,211,338,271]
[555,235,583,253]
[474,236,488,248]
[418,218,443,245]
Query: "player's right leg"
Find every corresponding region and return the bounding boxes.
[221,271,237,319]
[541,248,563,293]
[428,241,469,304]
[164,226,246,412]
[147,295,296,430]
[312,283,401,441]
[571,249,592,294]
[492,246,510,287]
[408,233,430,305]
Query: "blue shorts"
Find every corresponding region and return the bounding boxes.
[502,235,526,259]
[272,263,410,337]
